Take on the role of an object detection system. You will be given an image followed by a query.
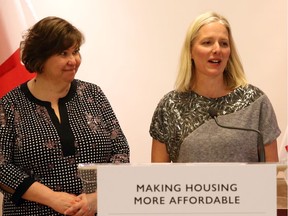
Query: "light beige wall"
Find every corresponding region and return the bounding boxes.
[28,0,287,163]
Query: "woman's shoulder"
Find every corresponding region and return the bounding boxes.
[75,79,100,89]
[161,90,193,101]
[74,79,104,95]
[156,90,195,109]
[235,84,265,99]
[1,85,24,103]
[158,90,180,105]
[243,84,264,93]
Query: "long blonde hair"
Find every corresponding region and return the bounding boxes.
[175,12,247,92]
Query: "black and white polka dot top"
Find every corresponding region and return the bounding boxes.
[0,79,129,215]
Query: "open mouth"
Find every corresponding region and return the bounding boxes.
[208,59,221,64]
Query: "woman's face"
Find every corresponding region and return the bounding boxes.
[191,21,230,79]
[42,45,81,83]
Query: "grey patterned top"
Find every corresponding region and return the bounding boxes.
[149,84,280,162]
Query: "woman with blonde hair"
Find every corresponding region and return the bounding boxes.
[150,12,280,163]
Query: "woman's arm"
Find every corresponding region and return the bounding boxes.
[151,139,170,162]
[264,140,279,162]
[97,87,130,163]
[22,182,79,214]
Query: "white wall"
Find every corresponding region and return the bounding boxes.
[30,0,287,163]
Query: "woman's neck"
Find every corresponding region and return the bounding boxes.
[28,77,71,103]
[191,78,231,99]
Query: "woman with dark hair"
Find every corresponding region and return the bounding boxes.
[0,16,129,215]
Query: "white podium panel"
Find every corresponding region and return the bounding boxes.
[97,163,276,216]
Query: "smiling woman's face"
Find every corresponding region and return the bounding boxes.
[42,45,81,83]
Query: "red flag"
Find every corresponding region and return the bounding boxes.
[0,0,36,98]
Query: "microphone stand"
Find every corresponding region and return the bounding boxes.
[209,109,266,162]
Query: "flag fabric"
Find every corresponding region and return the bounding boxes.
[0,0,36,98]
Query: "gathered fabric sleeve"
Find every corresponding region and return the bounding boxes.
[149,91,181,162]
[0,99,36,205]
[149,96,169,144]
[95,87,130,163]
[258,95,281,145]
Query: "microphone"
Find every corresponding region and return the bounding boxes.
[208,108,266,162]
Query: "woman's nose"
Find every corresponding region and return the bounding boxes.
[67,55,76,65]
[212,42,221,53]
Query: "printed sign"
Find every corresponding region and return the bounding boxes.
[97,163,276,216]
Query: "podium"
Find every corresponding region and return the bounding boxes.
[77,163,287,216]
[277,165,288,216]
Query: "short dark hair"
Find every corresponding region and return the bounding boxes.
[21,16,85,73]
